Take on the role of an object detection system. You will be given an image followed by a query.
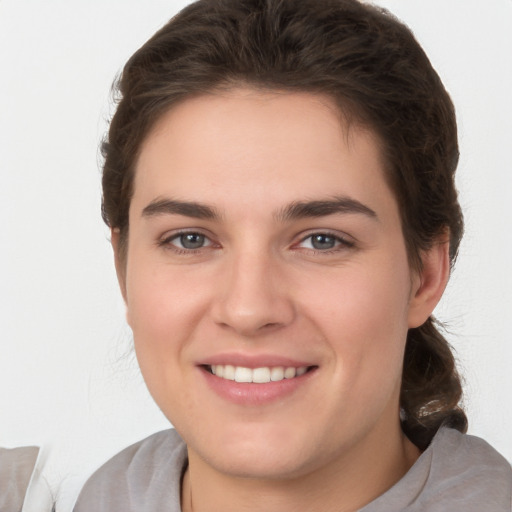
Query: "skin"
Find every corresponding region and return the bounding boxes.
[113,89,449,512]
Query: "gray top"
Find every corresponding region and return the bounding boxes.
[0,446,39,512]
[74,428,512,511]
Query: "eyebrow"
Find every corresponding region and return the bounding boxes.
[141,196,377,222]
[276,197,378,222]
[142,198,220,220]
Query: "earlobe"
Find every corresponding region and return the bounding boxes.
[407,237,451,328]
[111,228,128,304]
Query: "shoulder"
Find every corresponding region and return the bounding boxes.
[363,428,511,512]
[419,428,512,510]
[0,446,40,511]
[73,429,187,512]
[418,428,511,510]
[435,427,510,462]
[431,428,511,483]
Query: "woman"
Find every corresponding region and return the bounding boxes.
[74,0,511,510]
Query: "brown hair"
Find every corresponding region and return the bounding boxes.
[101,0,467,449]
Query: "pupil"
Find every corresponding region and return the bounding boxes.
[181,233,205,249]
[312,234,335,250]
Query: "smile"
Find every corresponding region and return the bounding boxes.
[208,365,310,383]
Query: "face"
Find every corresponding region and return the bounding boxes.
[121,89,427,480]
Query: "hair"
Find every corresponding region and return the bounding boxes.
[101,0,467,449]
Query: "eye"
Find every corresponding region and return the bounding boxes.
[178,233,208,249]
[161,231,213,251]
[298,232,354,251]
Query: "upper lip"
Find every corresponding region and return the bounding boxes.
[197,353,316,369]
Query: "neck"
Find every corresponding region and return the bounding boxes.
[181,422,420,512]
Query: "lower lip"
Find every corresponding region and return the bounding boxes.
[200,366,316,406]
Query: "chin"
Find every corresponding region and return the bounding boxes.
[208,447,316,480]
[185,420,333,481]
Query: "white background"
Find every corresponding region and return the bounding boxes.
[0,0,511,509]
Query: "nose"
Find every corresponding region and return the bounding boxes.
[211,249,296,337]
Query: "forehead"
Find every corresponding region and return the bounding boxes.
[132,88,395,221]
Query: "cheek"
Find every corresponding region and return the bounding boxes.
[304,257,412,390]
[126,251,208,333]
[123,264,207,418]
[305,255,411,334]
[123,253,209,386]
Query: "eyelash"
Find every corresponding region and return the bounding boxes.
[158,230,355,255]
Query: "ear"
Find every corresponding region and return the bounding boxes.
[111,228,128,304]
[407,235,451,328]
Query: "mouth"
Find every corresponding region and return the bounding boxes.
[205,364,315,383]
[200,359,318,405]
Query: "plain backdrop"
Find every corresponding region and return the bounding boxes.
[1,0,511,509]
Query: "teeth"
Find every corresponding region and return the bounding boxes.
[252,367,271,383]
[270,367,284,381]
[223,364,235,380]
[210,365,309,383]
[284,367,296,379]
[235,366,252,383]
